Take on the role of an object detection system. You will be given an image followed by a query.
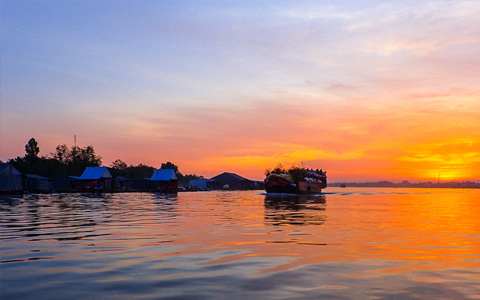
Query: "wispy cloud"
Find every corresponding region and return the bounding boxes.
[1,1,479,181]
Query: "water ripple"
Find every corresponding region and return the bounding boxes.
[1,189,480,299]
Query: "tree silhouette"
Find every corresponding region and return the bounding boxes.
[25,138,40,160]
[9,138,206,183]
[111,159,128,170]
[110,159,128,177]
[161,161,179,172]
[54,144,69,163]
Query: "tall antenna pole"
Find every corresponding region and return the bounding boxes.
[74,134,77,148]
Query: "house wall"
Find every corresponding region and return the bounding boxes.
[0,174,23,193]
[24,178,53,193]
[78,178,114,192]
[190,179,208,189]
[53,177,79,192]
[150,180,178,192]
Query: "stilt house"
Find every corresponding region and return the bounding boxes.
[24,174,53,193]
[79,166,113,192]
[150,169,178,193]
[0,163,23,194]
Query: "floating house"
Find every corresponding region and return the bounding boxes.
[129,178,153,192]
[0,163,23,194]
[189,178,216,190]
[24,174,53,193]
[150,169,178,193]
[52,176,80,193]
[210,172,257,190]
[115,176,132,191]
[79,166,113,192]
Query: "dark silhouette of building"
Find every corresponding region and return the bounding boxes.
[0,163,23,194]
[24,174,53,193]
[210,172,257,190]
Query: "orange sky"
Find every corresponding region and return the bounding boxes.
[1,1,479,181]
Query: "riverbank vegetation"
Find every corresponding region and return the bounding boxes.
[6,138,202,183]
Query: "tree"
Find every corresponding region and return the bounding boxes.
[126,163,155,179]
[25,138,40,160]
[160,161,179,172]
[9,138,105,178]
[54,144,69,163]
[48,144,102,176]
[65,145,102,176]
[110,159,128,177]
[79,145,102,166]
[178,173,204,186]
[111,159,127,170]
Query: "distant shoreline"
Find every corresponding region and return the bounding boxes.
[329,181,480,189]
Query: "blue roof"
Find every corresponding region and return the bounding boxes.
[0,163,22,175]
[25,174,50,180]
[150,169,177,181]
[79,167,112,180]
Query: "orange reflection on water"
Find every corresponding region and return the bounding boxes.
[266,188,480,275]
[52,190,478,280]
[142,189,480,277]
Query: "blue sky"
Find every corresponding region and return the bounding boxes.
[2,0,480,181]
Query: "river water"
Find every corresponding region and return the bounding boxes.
[1,188,479,299]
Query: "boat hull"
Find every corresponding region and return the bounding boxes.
[265,180,325,195]
[265,184,298,194]
[297,181,324,194]
[264,175,298,194]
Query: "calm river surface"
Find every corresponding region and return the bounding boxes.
[1,188,479,299]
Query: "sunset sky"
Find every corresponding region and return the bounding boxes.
[1,1,479,182]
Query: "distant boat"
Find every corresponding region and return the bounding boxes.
[264,168,327,194]
[340,183,346,188]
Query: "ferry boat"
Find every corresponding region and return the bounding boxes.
[264,167,327,194]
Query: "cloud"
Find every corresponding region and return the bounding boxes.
[2,1,480,181]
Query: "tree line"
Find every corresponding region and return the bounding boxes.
[6,138,202,183]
